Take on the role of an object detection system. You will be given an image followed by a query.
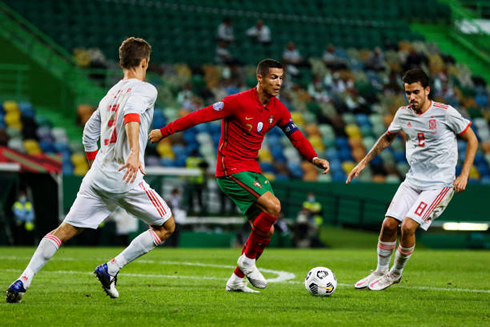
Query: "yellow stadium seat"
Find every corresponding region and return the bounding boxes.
[4,112,21,127]
[23,139,42,155]
[74,164,89,176]
[3,101,19,113]
[342,161,356,175]
[263,172,276,181]
[469,166,480,179]
[308,135,324,151]
[71,153,86,166]
[258,148,273,163]
[291,112,305,127]
[157,140,175,159]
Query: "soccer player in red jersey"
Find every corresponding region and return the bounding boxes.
[150,59,330,292]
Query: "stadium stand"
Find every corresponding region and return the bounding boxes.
[0,0,489,184]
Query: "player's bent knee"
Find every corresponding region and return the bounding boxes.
[400,219,418,236]
[151,217,175,241]
[267,201,281,217]
[382,217,399,231]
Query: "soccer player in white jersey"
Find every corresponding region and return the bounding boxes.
[6,37,175,303]
[346,68,478,291]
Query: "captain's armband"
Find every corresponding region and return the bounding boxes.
[282,119,299,137]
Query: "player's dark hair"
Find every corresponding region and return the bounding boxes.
[256,59,283,77]
[402,68,429,88]
[119,37,151,69]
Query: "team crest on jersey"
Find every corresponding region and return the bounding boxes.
[212,101,224,111]
[257,122,264,133]
[407,122,412,127]
[253,180,262,189]
[429,119,437,130]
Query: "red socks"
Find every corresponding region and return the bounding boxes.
[234,212,277,278]
[244,212,277,259]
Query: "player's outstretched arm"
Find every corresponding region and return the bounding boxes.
[346,131,397,184]
[453,127,478,193]
[149,101,233,143]
[119,121,145,183]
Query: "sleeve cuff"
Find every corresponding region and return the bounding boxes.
[387,130,399,135]
[85,150,98,160]
[124,113,141,124]
[458,122,472,135]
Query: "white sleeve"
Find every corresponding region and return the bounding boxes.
[123,84,157,118]
[82,108,101,152]
[445,106,471,135]
[387,108,402,133]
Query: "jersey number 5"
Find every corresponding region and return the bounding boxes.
[417,132,425,147]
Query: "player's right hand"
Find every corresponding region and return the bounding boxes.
[346,161,366,184]
[119,151,145,184]
[149,129,163,143]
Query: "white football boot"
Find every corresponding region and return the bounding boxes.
[237,255,267,289]
[226,273,260,293]
[354,270,386,289]
[368,273,401,291]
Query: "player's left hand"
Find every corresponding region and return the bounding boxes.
[149,129,163,143]
[119,151,145,184]
[313,157,330,174]
[453,175,468,193]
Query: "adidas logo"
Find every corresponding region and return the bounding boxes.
[407,122,412,127]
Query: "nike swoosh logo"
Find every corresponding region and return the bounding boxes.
[245,117,254,120]
[319,286,333,291]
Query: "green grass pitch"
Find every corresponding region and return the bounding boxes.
[1,247,489,326]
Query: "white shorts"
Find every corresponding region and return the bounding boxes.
[64,179,172,229]
[385,181,454,231]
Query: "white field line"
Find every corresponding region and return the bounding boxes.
[1,256,489,294]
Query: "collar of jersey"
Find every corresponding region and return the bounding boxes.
[412,100,433,117]
[252,87,272,111]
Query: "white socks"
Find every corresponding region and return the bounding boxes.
[19,233,62,289]
[107,229,162,276]
[376,240,396,273]
[390,244,415,277]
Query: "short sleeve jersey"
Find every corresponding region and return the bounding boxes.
[388,101,471,190]
[83,79,157,193]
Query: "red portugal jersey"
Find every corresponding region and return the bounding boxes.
[160,87,317,177]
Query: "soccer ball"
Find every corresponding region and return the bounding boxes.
[304,267,337,297]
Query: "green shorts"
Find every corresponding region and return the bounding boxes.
[217,171,274,219]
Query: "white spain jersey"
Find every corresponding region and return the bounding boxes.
[388,101,471,190]
[82,79,157,193]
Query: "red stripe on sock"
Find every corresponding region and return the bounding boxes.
[44,233,62,248]
[397,245,414,256]
[148,229,162,245]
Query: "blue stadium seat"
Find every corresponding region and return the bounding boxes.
[260,162,276,174]
[287,162,304,178]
